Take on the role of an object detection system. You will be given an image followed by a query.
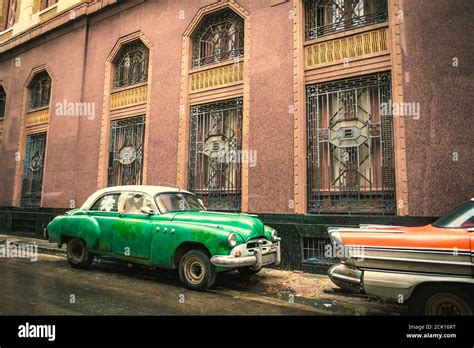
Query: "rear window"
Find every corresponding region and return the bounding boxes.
[432,202,474,228]
[90,193,121,212]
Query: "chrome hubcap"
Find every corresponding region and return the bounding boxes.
[184,257,205,284]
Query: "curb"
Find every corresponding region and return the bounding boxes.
[0,237,66,257]
[37,245,66,257]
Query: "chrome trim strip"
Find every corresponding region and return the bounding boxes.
[331,228,406,234]
[346,244,471,254]
[359,266,474,278]
[351,254,471,266]
[359,224,402,229]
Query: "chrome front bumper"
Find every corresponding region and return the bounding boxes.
[211,238,281,269]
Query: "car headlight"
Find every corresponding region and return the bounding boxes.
[271,229,279,242]
[228,233,237,248]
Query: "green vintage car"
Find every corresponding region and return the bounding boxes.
[46,185,281,291]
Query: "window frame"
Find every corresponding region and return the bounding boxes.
[191,9,244,69]
[112,41,150,90]
[304,0,388,41]
[0,86,6,120]
[40,0,58,11]
[28,72,52,111]
[4,0,17,30]
[89,192,122,213]
[119,191,158,215]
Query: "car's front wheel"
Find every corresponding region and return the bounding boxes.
[66,238,94,269]
[409,285,473,315]
[179,250,216,291]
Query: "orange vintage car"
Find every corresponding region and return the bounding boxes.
[328,199,474,315]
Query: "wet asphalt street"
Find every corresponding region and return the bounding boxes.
[0,253,400,315]
[0,254,321,315]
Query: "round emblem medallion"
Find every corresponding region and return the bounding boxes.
[118,146,138,165]
[203,134,228,158]
[29,155,43,172]
[329,119,368,148]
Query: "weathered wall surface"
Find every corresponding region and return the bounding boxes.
[0,0,472,217]
[0,0,296,213]
[402,0,474,216]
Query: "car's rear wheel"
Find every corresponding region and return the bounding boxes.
[409,285,473,315]
[237,265,262,276]
[179,250,216,291]
[66,238,94,269]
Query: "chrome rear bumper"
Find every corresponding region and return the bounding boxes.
[329,262,474,302]
[328,263,363,293]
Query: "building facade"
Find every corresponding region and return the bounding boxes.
[0,0,472,269]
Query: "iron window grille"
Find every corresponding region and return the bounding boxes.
[192,10,244,69]
[11,218,37,233]
[21,132,47,207]
[113,41,149,90]
[29,72,51,110]
[108,115,145,186]
[306,72,396,215]
[302,237,337,265]
[0,87,5,119]
[188,98,243,211]
[304,0,388,41]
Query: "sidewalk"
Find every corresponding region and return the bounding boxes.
[0,233,66,257]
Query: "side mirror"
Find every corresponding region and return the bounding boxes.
[140,206,154,215]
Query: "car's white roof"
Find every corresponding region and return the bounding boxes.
[81,185,193,209]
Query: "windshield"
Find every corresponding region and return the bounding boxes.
[155,192,205,213]
[432,202,474,228]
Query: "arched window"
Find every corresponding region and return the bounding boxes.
[0,86,5,119]
[113,41,149,90]
[29,71,51,110]
[192,10,244,69]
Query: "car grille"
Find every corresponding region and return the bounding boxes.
[246,238,271,252]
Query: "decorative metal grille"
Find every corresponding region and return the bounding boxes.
[108,115,145,186]
[21,132,47,207]
[307,72,395,214]
[192,10,244,69]
[0,86,5,119]
[29,72,51,110]
[113,41,149,90]
[188,98,243,211]
[304,0,388,41]
[302,237,336,265]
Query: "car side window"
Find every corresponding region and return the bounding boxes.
[118,192,156,215]
[90,193,121,212]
